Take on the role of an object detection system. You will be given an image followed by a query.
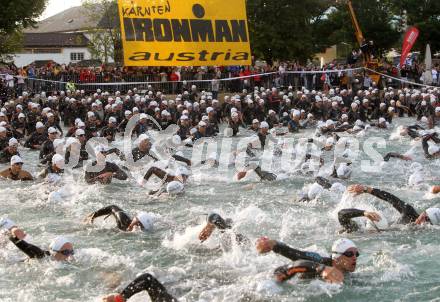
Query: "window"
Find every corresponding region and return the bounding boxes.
[70,52,85,61]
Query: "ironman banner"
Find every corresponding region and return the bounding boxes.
[118,0,252,66]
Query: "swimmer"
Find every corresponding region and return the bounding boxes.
[235,165,277,182]
[102,273,177,302]
[85,146,128,184]
[1,219,74,261]
[256,237,359,284]
[143,166,190,185]
[348,184,440,225]
[85,205,154,232]
[38,154,65,180]
[0,138,20,164]
[337,209,382,233]
[198,213,248,245]
[0,155,33,181]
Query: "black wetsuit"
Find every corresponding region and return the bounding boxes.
[315,176,332,189]
[273,242,332,265]
[0,149,19,164]
[39,140,54,164]
[131,147,191,167]
[272,242,332,281]
[85,162,128,184]
[422,134,440,159]
[383,152,406,162]
[274,260,326,282]
[254,166,277,181]
[367,188,419,224]
[9,236,50,259]
[407,125,424,139]
[132,147,158,162]
[90,205,132,231]
[120,273,177,302]
[24,132,47,149]
[338,209,366,232]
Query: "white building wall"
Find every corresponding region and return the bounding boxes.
[12,47,92,67]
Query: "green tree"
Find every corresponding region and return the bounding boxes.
[323,0,401,56]
[0,0,47,61]
[247,0,334,63]
[388,0,440,53]
[83,0,122,65]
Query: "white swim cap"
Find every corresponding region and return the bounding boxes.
[166,181,185,195]
[260,121,269,129]
[36,122,45,129]
[9,138,18,147]
[337,163,352,179]
[307,183,324,200]
[332,238,357,258]
[49,236,71,252]
[428,145,440,155]
[136,212,154,230]
[75,129,85,137]
[426,208,440,225]
[10,155,23,166]
[52,154,65,168]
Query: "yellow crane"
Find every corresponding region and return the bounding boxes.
[345,0,380,82]
[347,0,364,48]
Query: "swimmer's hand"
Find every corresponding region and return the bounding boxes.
[320,266,344,284]
[347,184,368,195]
[10,227,26,240]
[96,172,114,183]
[364,211,381,222]
[255,237,276,254]
[84,213,95,224]
[431,185,440,194]
[236,171,247,181]
[199,223,215,242]
[102,294,125,302]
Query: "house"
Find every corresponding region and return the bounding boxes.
[12,5,117,67]
[13,32,91,67]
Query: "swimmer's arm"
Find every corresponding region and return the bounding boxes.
[315,177,332,189]
[274,260,324,282]
[367,187,419,222]
[254,166,277,181]
[120,273,176,302]
[422,136,433,159]
[84,171,97,184]
[273,242,332,265]
[408,125,424,131]
[338,209,364,232]
[9,236,49,259]
[21,172,34,181]
[383,152,409,162]
[106,148,125,161]
[90,205,122,220]
[172,154,191,166]
[110,163,128,180]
